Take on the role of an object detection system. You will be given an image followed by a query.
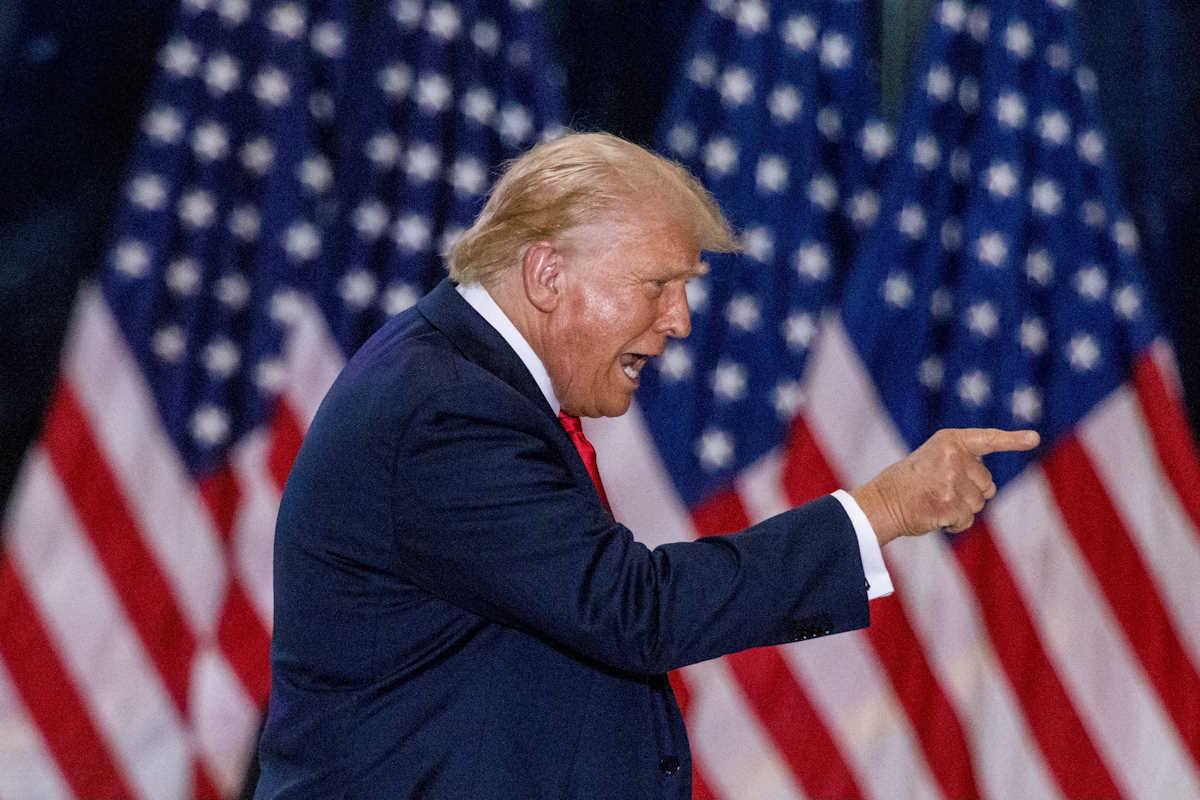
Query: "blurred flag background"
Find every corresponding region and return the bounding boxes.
[1,0,1198,798]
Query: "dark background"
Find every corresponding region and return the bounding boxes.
[2,0,1198,514]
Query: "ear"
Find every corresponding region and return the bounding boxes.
[521,241,562,313]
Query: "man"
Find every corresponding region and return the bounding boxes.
[255,133,1037,798]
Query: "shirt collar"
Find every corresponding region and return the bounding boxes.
[456,282,560,415]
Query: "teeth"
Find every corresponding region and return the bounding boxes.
[623,364,641,380]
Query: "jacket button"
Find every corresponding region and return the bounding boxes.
[659,756,680,775]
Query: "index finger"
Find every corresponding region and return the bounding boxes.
[960,428,1040,456]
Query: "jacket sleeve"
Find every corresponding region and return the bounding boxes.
[389,379,870,675]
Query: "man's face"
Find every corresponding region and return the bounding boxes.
[544,215,703,418]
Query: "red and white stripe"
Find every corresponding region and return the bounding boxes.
[591,314,1200,799]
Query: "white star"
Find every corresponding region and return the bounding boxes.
[696,428,735,471]
[949,147,971,182]
[816,107,841,140]
[498,104,534,146]
[958,76,980,113]
[1077,130,1105,165]
[793,242,830,281]
[1074,265,1108,301]
[392,213,431,252]
[253,65,292,107]
[178,189,217,229]
[686,279,709,312]
[282,220,321,262]
[740,226,774,263]
[190,120,229,162]
[405,141,442,183]
[930,287,953,319]
[735,0,769,34]
[819,32,852,70]
[1046,43,1072,71]
[439,225,465,256]
[450,156,487,196]
[269,288,305,326]
[339,269,378,308]
[882,271,914,309]
[1025,249,1055,286]
[1037,110,1071,146]
[718,66,755,107]
[191,404,230,447]
[160,37,200,78]
[1067,333,1101,372]
[667,124,698,158]
[983,161,1019,198]
[203,338,241,378]
[143,106,184,144]
[310,21,346,57]
[725,293,761,331]
[1030,177,1063,215]
[937,0,966,32]
[297,154,333,193]
[203,52,241,95]
[712,361,748,402]
[425,2,462,41]
[965,301,999,337]
[415,72,452,114]
[859,121,894,161]
[166,257,201,296]
[309,91,335,121]
[461,85,496,125]
[365,131,401,168]
[807,174,838,211]
[919,356,944,390]
[1076,66,1098,95]
[754,155,788,194]
[975,231,1009,267]
[926,64,954,102]
[266,3,306,40]
[1019,316,1048,355]
[505,41,533,69]
[217,0,250,25]
[352,200,389,239]
[781,14,817,51]
[650,343,689,382]
[703,136,739,177]
[391,0,422,26]
[1011,386,1042,422]
[378,62,413,100]
[967,7,990,41]
[152,325,186,363]
[897,203,927,240]
[112,239,151,277]
[848,190,880,229]
[1113,219,1140,254]
[254,359,288,394]
[128,173,168,211]
[772,380,806,420]
[767,84,803,124]
[1004,20,1033,60]
[181,0,212,13]
[957,370,991,407]
[940,218,963,251]
[782,311,817,351]
[215,273,250,309]
[384,282,420,316]
[240,137,275,175]
[688,52,717,86]
[1113,284,1142,319]
[1080,200,1106,229]
[471,20,501,54]
[912,134,941,170]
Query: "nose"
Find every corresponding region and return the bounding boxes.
[655,282,691,339]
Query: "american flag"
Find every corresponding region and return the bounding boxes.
[589,0,1200,798]
[0,0,563,796]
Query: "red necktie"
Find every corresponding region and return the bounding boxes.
[558,411,612,513]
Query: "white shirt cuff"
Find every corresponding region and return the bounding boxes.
[831,489,894,600]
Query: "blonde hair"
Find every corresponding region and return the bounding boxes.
[447,132,739,285]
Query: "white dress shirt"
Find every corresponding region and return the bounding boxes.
[456,282,893,599]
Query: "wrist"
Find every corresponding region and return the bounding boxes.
[850,482,901,547]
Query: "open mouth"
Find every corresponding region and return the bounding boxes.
[620,353,651,382]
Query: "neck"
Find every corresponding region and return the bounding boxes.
[485,272,550,365]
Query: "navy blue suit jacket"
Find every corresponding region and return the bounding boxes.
[255,279,871,799]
